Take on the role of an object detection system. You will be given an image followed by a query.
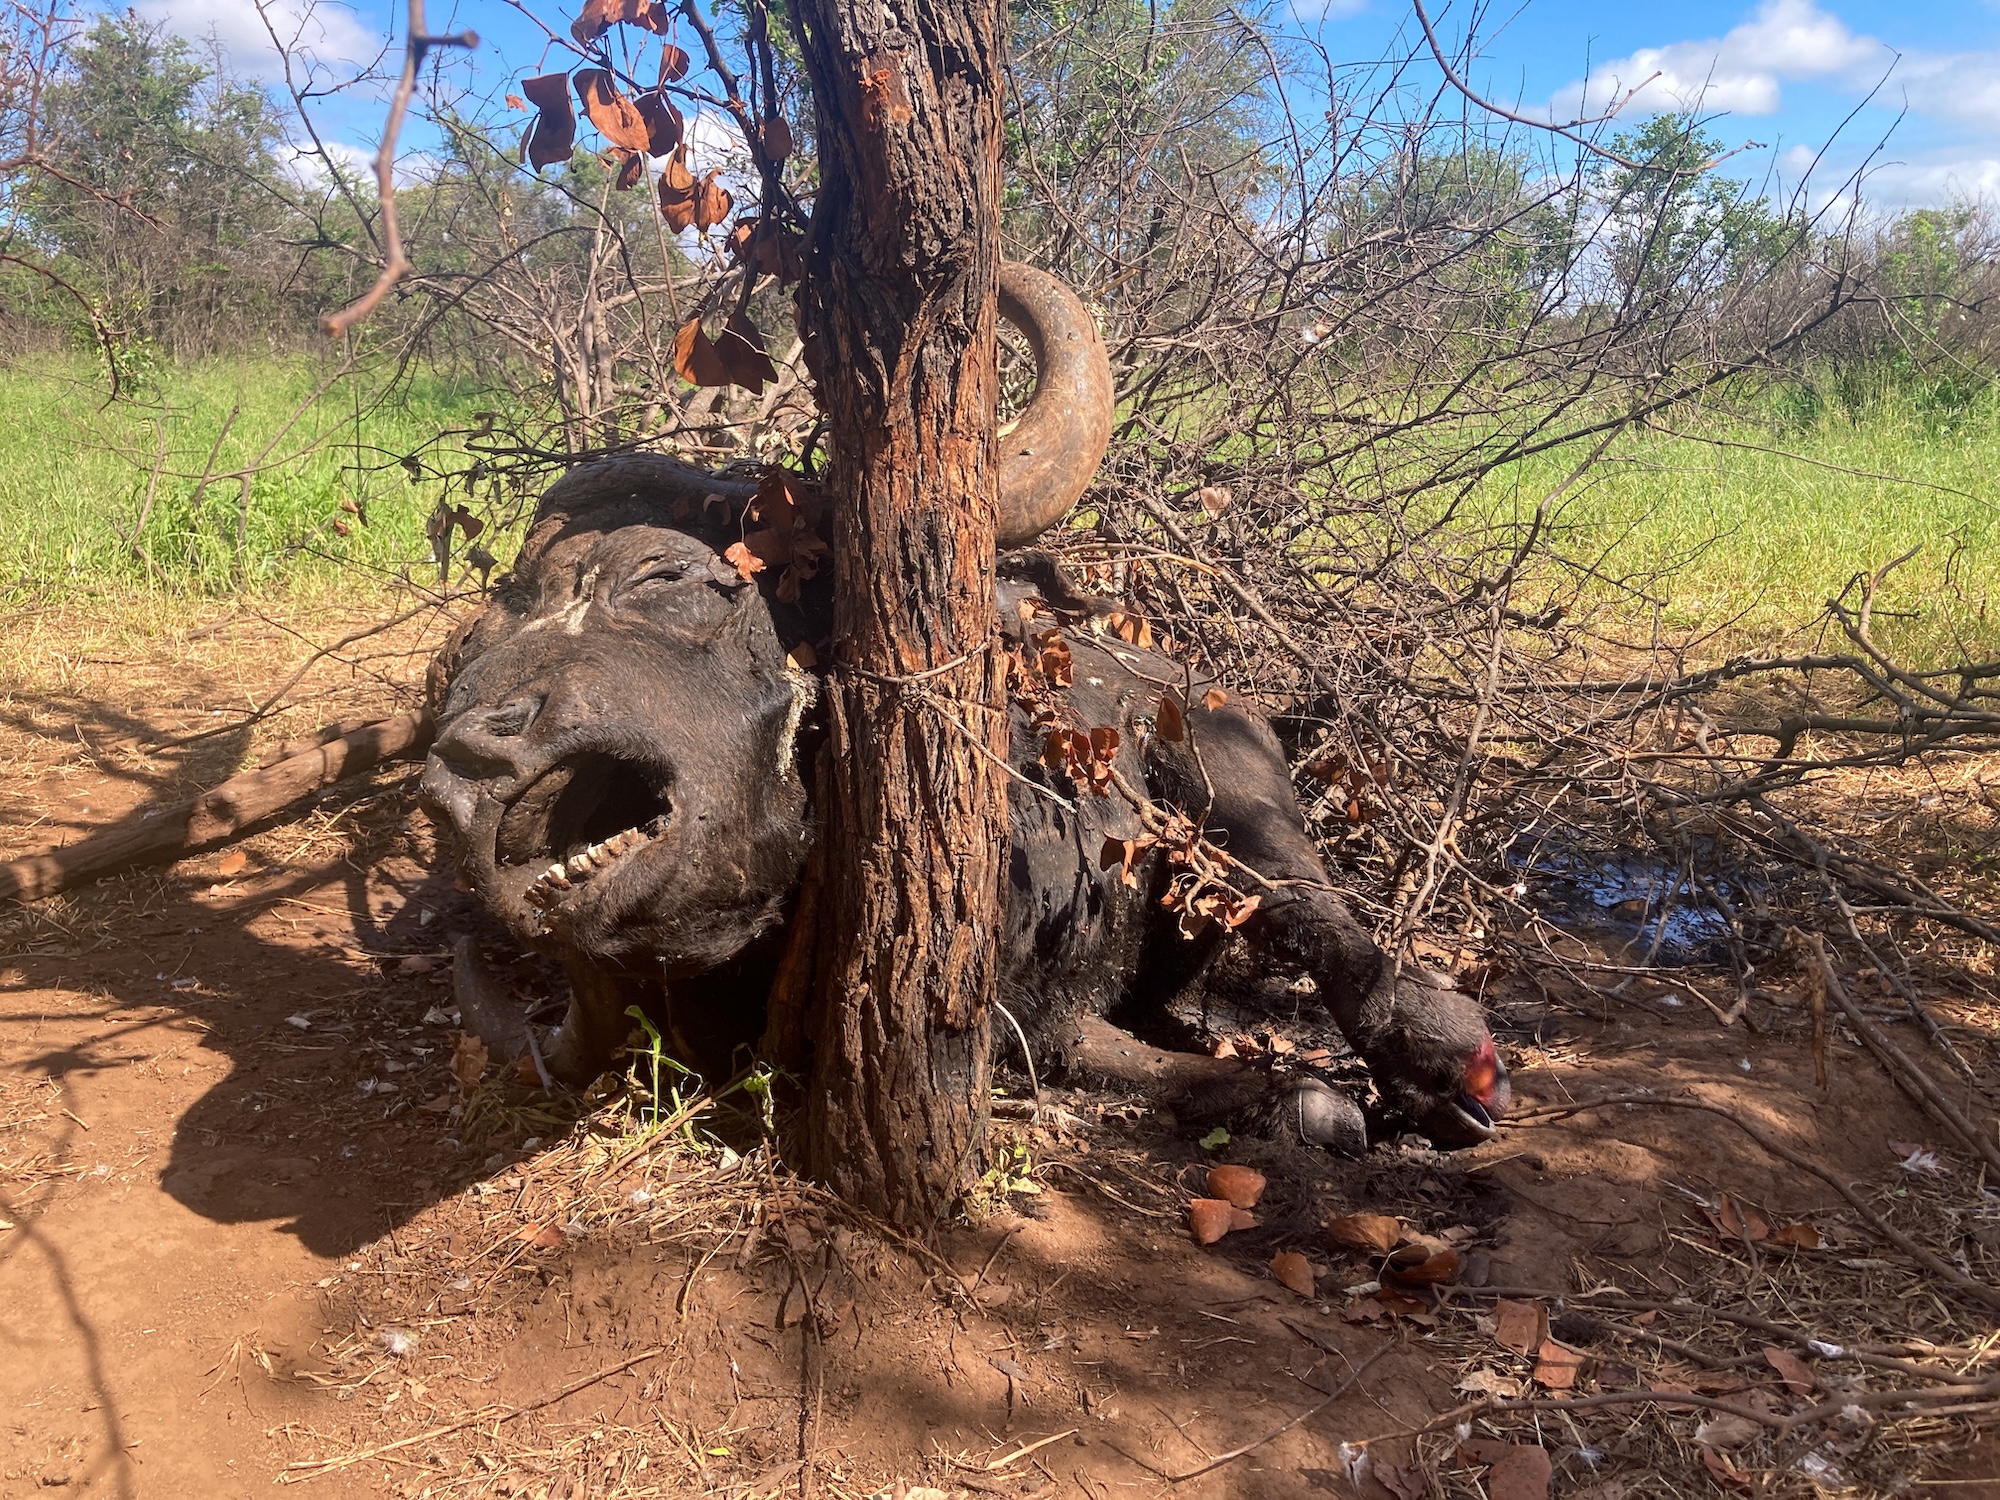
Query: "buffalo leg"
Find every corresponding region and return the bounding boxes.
[1067,1014,1367,1155]
[1149,702,1508,1146]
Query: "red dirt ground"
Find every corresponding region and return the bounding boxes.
[3,614,1998,1499]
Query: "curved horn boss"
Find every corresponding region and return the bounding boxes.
[995,261,1115,547]
[426,261,1509,1152]
[476,261,1114,546]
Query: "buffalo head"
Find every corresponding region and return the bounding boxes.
[420,263,1114,1072]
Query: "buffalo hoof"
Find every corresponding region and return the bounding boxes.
[1271,1077,1369,1156]
[1067,1015,1368,1156]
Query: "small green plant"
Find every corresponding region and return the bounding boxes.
[727,1062,783,1139]
[623,1005,704,1143]
[972,1134,1042,1214]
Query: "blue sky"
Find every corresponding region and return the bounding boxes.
[1320,0,2000,207]
[146,0,2000,208]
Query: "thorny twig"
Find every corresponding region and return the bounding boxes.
[319,0,477,338]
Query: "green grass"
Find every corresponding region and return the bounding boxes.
[1477,377,2000,666]
[0,355,504,601]
[1,353,1993,670]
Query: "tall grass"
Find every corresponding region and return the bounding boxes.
[0,355,502,602]
[1477,374,2000,665]
[0,355,1993,668]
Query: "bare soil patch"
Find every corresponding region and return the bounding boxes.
[3,615,1997,1499]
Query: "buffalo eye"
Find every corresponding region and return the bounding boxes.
[627,560,690,594]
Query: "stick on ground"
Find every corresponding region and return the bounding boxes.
[0,711,432,904]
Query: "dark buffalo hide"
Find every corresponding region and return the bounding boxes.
[421,474,1510,1152]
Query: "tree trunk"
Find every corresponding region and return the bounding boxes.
[786,0,1008,1222]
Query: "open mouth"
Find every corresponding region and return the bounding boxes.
[1453,1093,1497,1136]
[490,752,673,911]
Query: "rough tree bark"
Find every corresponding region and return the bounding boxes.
[783,0,1009,1220]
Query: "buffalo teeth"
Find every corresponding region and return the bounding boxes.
[523,822,664,906]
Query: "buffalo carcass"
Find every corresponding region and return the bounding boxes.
[419,263,1510,1153]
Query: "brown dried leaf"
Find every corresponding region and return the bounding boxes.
[1493,1297,1547,1355]
[516,1221,567,1249]
[1762,1347,1816,1394]
[450,1032,489,1093]
[1343,1290,1434,1325]
[1596,1359,1639,1389]
[1690,1371,1749,1394]
[1326,1212,1402,1254]
[1205,1165,1266,1209]
[1705,1193,1771,1244]
[1038,635,1073,687]
[635,89,683,155]
[1456,1368,1525,1398]
[522,72,576,169]
[659,144,696,229]
[1486,1445,1552,1500]
[1269,1250,1316,1298]
[216,850,248,877]
[1188,1198,1234,1245]
[762,114,793,162]
[1221,893,1261,929]
[694,169,733,231]
[1103,834,1155,887]
[715,312,779,393]
[1372,1461,1427,1500]
[505,92,526,110]
[1303,749,1348,783]
[1201,687,1228,711]
[1770,1221,1822,1250]
[612,148,645,190]
[1155,692,1186,742]
[1084,727,1120,795]
[1532,1338,1589,1391]
[573,68,650,152]
[1697,1414,1763,1450]
[1381,1244,1460,1287]
[570,0,669,44]
[721,541,766,582]
[1228,1207,1258,1232]
[1196,484,1233,517]
[658,42,691,82]
[673,316,728,387]
[1699,1446,1752,1491]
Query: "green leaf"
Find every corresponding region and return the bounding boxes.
[1199,1126,1229,1150]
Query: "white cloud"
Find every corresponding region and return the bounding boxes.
[1895,51,2000,131]
[1547,0,2000,162]
[136,0,380,79]
[1857,154,2000,206]
[282,136,374,187]
[1550,0,1881,121]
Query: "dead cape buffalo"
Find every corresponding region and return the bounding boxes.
[419,263,1510,1153]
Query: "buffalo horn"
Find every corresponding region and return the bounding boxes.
[527,263,1112,551]
[995,261,1115,548]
